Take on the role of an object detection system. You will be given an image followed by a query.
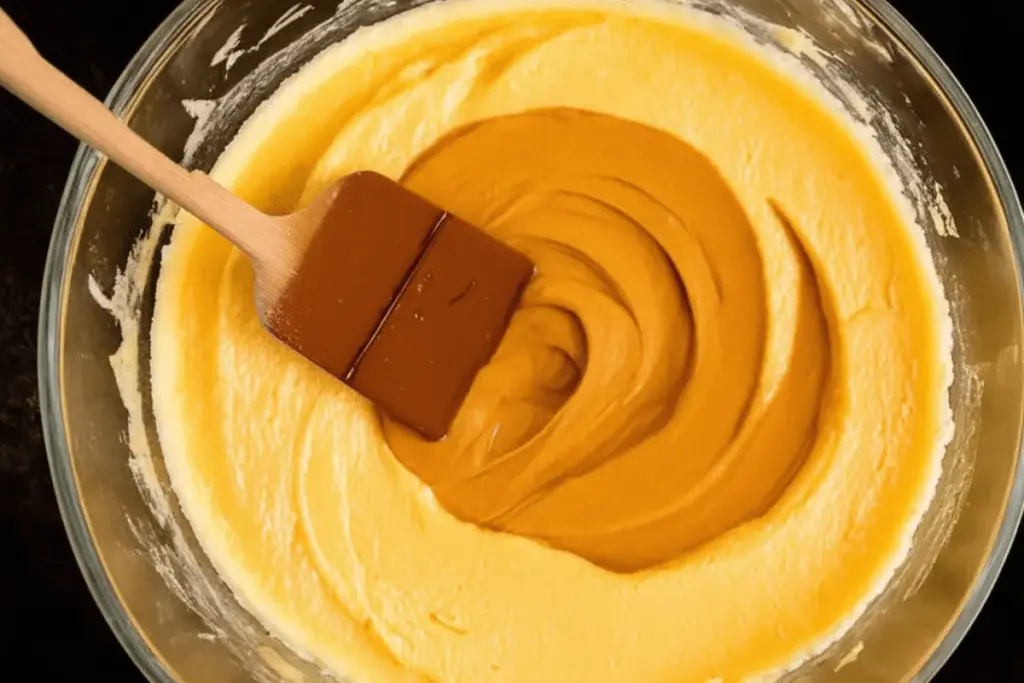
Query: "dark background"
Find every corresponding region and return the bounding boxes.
[0,0,1020,679]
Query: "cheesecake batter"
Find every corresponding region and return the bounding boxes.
[151,1,951,681]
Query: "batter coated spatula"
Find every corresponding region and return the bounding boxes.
[0,9,534,439]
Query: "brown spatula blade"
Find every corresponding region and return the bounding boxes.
[266,171,534,440]
[349,212,534,440]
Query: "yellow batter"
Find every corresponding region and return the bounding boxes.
[151,1,950,681]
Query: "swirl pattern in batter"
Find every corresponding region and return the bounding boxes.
[151,2,951,682]
[385,108,830,573]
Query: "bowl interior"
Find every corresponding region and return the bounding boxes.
[42,0,1024,681]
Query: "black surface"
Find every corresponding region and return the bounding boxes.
[0,0,1020,680]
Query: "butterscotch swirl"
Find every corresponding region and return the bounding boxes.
[384,108,831,572]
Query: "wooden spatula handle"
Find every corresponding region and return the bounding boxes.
[0,9,278,257]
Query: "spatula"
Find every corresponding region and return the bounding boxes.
[0,9,534,440]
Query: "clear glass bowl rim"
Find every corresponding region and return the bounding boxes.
[36,0,1024,681]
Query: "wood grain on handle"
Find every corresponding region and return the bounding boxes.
[0,8,282,259]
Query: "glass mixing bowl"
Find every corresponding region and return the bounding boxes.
[38,0,1024,681]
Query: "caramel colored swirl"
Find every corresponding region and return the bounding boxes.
[384,108,831,572]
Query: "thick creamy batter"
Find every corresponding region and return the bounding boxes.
[151,1,950,681]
